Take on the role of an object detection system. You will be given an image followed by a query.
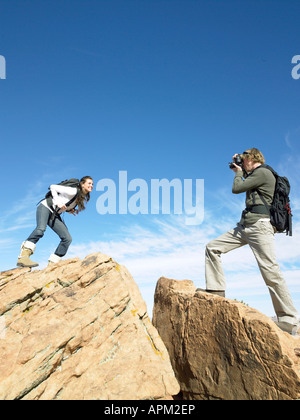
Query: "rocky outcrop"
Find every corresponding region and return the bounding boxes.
[153,277,300,400]
[0,254,180,400]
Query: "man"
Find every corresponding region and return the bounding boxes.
[201,148,299,336]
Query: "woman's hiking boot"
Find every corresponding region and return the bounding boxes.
[48,253,61,266]
[17,241,39,268]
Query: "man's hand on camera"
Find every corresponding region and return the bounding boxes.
[231,154,243,173]
[231,163,243,173]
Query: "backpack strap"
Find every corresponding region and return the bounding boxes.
[65,191,79,211]
[242,165,274,219]
[45,187,79,226]
[255,190,271,214]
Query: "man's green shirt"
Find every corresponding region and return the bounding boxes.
[232,166,276,226]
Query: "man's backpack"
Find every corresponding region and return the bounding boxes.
[256,165,292,236]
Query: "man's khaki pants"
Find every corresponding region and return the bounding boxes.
[205,220,298,326]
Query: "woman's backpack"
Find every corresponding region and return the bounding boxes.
[44,178,80,209]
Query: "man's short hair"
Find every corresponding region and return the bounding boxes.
[242,148,265,164]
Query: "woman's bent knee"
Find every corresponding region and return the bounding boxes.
[64,235,72,246]
[31,227,46,240]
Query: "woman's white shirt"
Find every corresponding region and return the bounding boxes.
[41,185,78,214]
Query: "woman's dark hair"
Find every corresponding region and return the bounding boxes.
[77,176,93,212]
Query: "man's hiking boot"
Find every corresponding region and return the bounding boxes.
[196,288,226,298]
[274,321,300,337]
[17,241,39,268]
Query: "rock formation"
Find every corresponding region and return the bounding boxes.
[0,254,180,400]
[153,277,300,400]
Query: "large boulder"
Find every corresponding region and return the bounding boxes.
[0,254,180,400]
[153,277,300,400]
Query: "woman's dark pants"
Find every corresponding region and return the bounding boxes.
[26,204,72,257]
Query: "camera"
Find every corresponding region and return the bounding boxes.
[229,154,243,169]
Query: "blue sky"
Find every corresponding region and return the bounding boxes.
[1,0,300,318]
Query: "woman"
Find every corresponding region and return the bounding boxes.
[17,176,94,268]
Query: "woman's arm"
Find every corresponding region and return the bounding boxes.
[50,185,78,208]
